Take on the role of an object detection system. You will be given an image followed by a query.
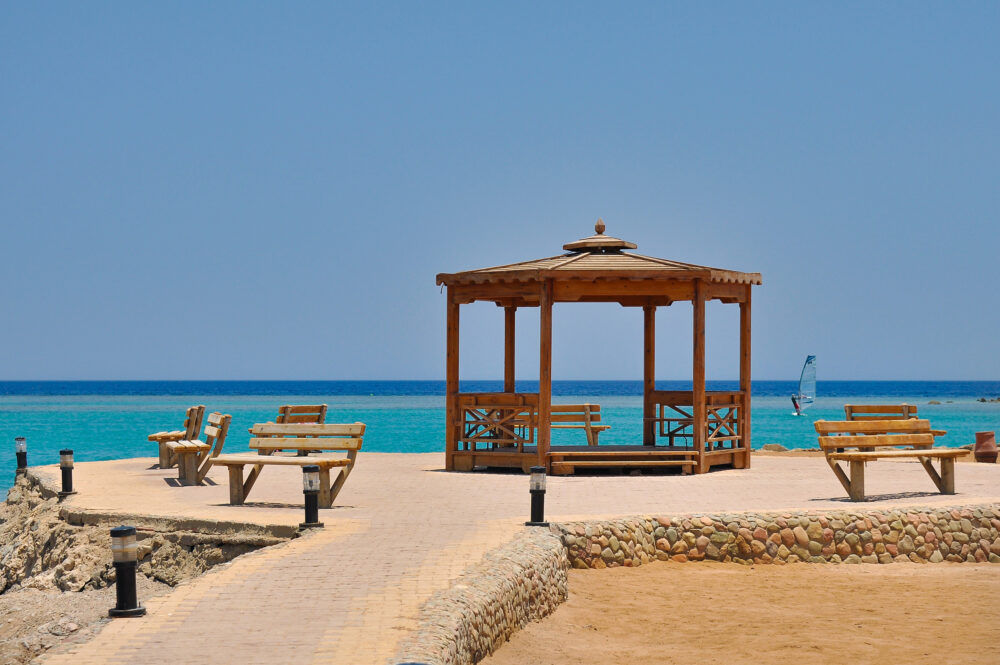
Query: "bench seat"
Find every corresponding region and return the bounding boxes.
[211,454,350,467]
[827,449,967,462]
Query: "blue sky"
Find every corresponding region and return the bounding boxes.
[1,3,997,381]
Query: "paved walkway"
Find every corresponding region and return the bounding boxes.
[34,453,1000,664]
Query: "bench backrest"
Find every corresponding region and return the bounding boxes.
[814,419,934,452]
[204,412,232,455]
[276,404,328,424]
[249,423,366,452]
[185,405,207,440]
[551,404,602,425]
[844,404,918,421]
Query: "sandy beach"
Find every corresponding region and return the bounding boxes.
[484,562,1000,665]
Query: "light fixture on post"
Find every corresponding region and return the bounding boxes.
[108,525,146,618]
[15,437,27,475]
[58,449,77,497]
[300,464,324,529]
[525,465,549,527]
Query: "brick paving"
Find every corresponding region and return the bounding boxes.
[33,453,1000,664]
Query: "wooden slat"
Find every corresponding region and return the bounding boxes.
[814,419,931,435]
[550,413,602,422]
[844,404,917,415]
[550,404,601,413]
[818,433,935,449]
[204,425,221,438]
[250,423,365,436]
[828,449,968,461]
[280,415,327,423]
[211,454,350,467]
[551,460,694,468]
[280,405,328,415]
[250,437,362,450]
[207,412,226,426]
[551,424,610,430]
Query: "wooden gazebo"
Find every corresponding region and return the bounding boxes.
[436,220,762,475]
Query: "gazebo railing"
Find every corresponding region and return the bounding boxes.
[456,392,538,453]
[649,390,746,452]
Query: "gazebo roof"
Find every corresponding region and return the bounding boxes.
[436,220,762,287]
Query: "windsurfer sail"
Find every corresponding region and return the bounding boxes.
[791,355,817,416]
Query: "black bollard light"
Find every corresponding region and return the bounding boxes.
[108,526,146,618]
[58,449,77,497]
[15,437,27,474]
[299,465,324,529]
[525,465,549,527]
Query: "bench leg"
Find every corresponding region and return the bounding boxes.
[826,457,852,497]
[179,453,198,486]
[319,468,332,509]
[940,458,956,495]
[158,442,170,469]
[848,459,866,502]
[228,465,246,505]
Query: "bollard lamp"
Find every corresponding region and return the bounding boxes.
[525,465,549,527]
[299,464,324,529]
[15,437,27,473]
[58,449,77,497]
[109,525,145,617]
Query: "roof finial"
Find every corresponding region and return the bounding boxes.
[595,218,605,235]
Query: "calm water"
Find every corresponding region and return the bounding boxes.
[3,380,1000,493]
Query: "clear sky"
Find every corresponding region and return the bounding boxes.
[2,3,998,381]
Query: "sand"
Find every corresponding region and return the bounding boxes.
[483,562,1000,665]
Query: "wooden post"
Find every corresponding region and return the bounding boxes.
[738,285,752,469]
[538,280,553,470]
[693,280,707,473]
[445,291,460,471]
[643,305,655,445]
[849,459,866,501]
[504,306,516,392]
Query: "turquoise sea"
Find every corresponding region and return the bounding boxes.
[3,380,1000,493]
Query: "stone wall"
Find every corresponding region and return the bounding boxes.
[556,504,1000,568]
[393,528,568,665]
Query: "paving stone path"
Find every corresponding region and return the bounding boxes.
[34,453,1000,664]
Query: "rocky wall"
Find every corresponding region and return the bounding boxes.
[556,504,1000,568]
[392,527,568,665]
[1,473,287,594]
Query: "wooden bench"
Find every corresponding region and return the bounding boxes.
[814,419,966,501]
[551,404,610,446]
[167,412,232,486]
[148,405,205,469]
[209,422,365,507]
[844,403,947,437]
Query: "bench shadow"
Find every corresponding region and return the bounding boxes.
[162,478,218,487]
[210,501,357,511]
[811,490,943,503]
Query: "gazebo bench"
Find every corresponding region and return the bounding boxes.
[814,418,966,501]
[551,403,609,446]
[209,422,365,507]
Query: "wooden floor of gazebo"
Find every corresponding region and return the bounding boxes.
[457,444,743,475]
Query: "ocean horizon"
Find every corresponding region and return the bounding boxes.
[3,380,999,493]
